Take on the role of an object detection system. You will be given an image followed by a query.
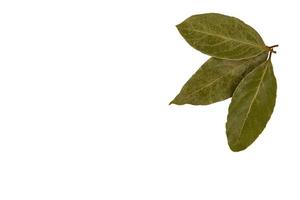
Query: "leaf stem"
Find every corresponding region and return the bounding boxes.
[267,44,278,60]
[268,45,279,48]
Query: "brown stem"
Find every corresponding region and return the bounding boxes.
[266,44,278,60]
[268,44,279,48]
[268,51,273,60]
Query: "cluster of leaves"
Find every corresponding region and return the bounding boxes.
[170,13,278,152]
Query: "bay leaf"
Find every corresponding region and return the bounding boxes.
[170,53,268,105]
[226,60,277,151]
[177,13,268,60]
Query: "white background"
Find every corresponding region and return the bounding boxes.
[0,0,299,199]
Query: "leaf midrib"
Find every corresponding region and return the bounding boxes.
[180,60,250,102]
[185,23,266,51]
[236,62,269,140]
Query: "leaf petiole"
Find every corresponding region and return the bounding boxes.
[267,44,278,59]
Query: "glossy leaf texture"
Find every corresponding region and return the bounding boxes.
[170,53,268,105]
[226,60,277,151]
[177,13,268,60]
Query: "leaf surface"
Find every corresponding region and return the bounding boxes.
[177,13,268,60]
[226,60,277,151]
[170,53,268,105]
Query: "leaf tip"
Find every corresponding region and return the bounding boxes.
[228,141,249,152]
[175,23,183,30]
[169,98,176,105]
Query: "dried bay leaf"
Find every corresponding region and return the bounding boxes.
[170,53,267,105]
[226,60,277,151]
[177,13,268,60]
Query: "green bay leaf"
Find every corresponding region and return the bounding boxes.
[170,53,267,105]
[177,13,268,60]
[226,60,277,151]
